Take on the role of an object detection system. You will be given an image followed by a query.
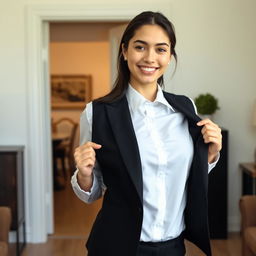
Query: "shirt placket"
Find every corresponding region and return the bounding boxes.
[145,103,167,240]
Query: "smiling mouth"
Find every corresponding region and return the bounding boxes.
[138,65,159,74]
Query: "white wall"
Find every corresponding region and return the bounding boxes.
[0,0,255,242]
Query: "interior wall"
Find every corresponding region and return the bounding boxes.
[50,41,110,101]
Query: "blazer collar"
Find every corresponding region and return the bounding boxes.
[163,92,203,144]
[162,91,201,124]
[126,84,176,114]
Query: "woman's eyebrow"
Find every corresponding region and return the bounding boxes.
[133,40,170,47]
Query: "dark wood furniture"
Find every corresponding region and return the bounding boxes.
[240,162,256,195]
[52,133,69,190]
[0,146,26,256]
[52,118,78,175]
[208,129,228,239]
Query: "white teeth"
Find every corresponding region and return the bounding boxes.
[140,67,156,72]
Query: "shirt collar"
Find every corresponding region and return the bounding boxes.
[126,84,175,113]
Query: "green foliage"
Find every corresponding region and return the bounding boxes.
[194,93,220,115]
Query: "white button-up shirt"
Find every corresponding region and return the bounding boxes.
[71,85,218,242]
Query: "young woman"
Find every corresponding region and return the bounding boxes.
[71,11,222,256]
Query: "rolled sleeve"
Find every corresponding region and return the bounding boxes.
[71,169,102,204]
[208,152,220,173]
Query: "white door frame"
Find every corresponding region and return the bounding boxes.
[25,3,171,243]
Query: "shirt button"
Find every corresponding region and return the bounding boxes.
[154,223,162,228]
[158,171,164,177]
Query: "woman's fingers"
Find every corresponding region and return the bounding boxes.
[202,130,221,140]
[201,124,221,134]
[197,119,221,137]
[77,158,95,169]
[197,118,222,157]
[197,118,215,126]
[74,142,101,157]
[76,148,96,158]
[86,142,102,150]
[76,154,96,165]
[74,141,102,177]
[203,136,221,145]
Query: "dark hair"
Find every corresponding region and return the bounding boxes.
[96,11,177,103]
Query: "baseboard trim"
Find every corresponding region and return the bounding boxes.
[228,216,240,232]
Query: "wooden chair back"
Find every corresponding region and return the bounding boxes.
[52,118,79,171]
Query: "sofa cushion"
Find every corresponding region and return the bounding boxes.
[0,241,8,256]
[245,227,256,254]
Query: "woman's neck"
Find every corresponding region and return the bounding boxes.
[130,83,158,102]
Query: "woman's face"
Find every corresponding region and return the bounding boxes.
[122,24,171,89]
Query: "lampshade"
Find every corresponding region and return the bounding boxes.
[253,100,256,127]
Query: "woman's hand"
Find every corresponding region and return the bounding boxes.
[197,119,222,163]
[74,142,102,191]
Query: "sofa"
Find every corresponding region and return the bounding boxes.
[0,207,11,256]
[240,195,256,256]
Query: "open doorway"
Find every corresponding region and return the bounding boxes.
[49,21,127,238]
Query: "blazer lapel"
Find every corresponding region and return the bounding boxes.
[163,92,202,143]
[105,97,143,204]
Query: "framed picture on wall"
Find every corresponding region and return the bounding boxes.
[51,74,92,109]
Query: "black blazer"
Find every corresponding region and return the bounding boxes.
[86,91,211,256]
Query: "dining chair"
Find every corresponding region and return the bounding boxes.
[52,118,79,179]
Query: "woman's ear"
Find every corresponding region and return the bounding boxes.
[122,43,127,61]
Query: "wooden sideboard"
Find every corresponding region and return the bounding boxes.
[240,162,256,195]
[0,146,26,256]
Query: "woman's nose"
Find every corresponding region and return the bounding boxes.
[143,49,156,63]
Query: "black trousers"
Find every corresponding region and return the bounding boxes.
[136,233,185,256]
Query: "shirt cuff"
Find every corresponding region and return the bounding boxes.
[71,169,99,202]
[208,152,220,173]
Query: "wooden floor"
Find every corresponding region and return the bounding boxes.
[53,178,102,237]
[18,233,242,256]
[11,176,242,256]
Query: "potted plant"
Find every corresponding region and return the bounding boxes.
[194,93,220,119]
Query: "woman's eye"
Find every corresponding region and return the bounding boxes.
[157,48,167,53]
[135,45,145,51]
